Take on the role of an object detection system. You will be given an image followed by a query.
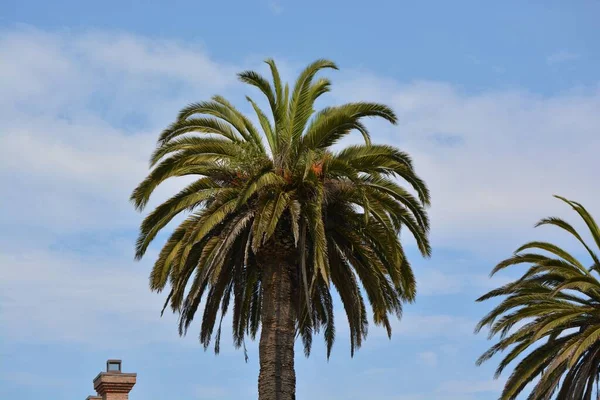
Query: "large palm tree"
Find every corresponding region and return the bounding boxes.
[476,196,600,399]
[131,59,431,400]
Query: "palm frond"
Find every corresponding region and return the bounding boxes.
[477,196,600,400]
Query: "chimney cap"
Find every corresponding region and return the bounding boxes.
[106,359,122,373]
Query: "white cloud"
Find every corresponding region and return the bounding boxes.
[333,73,600,254]
[195,385,228,399]
[362,313,476,340]
[0,371,71,388]
[1,27,599,356]
[417,269,511,296]
[439,344,459,356]
[0,28,237,235]
[2,27,599,254]
[394,314,475,338]
[393,395,473,400]
[0,249,185,347]
[416,351,438,367]
[267,0,284,15]
[0,245,247,354]
[391,378,504,400]
[438,378,504,394]
[361,367,396,376]
[547,50,580,65]
[0,28,236,120]
[0,29,82,105]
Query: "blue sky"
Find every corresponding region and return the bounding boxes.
[0,1,599,399]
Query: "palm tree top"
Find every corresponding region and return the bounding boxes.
[131,58,431,362]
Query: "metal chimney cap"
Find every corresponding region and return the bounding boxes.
[106,359,122,373]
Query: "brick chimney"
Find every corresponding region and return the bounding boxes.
[86,360,136,400]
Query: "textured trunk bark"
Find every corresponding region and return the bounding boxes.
[257,233,296,400]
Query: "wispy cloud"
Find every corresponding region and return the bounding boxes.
[352,313,477,340]
[0,371,71,388]
[333,74,600,254]
[195,385,228,399]
[547,50,580,65]
[392,378,504,400]
[2,26,598,346]
[394,314,476,338]
[417,269,511,296]
[428,132,465,147]
[416,351,438,367]
[267,0,283,15]
[438,378,504,394]
[0,250,185,347]
[0,29,598,400]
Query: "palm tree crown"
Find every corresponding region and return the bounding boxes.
[476,196,600,399]
[131,58,431,360]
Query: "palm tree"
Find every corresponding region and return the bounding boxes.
[131,59,431,400]
[476,196,600,399]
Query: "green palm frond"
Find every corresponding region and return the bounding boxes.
[477,196,600,399]
[302,103,397,151]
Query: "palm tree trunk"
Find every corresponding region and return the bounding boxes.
[257,234,296,400]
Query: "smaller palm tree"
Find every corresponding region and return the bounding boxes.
[476,195,600,400]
